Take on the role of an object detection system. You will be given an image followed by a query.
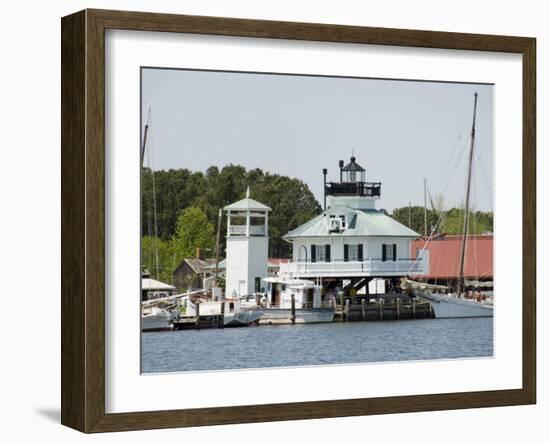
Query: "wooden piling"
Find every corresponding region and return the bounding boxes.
[339,292,344,322]
[361,298,366,321]
[396,298,401,320]
[195,302,201,329]
[378,299,384,321]
[290,294,296,325]
[412,298,417,319]
[344,299,350,322]
[219,301,225,328]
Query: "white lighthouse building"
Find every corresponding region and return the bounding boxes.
[279,156,429,283]
[224,188,271,297]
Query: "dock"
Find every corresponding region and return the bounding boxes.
[173,314,225,330]
[154,294,434,332]
[334,295,433,322]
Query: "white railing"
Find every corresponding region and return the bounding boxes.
[228,225,266,236]
[279,254,429,277]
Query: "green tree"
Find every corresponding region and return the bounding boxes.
[141,165,321,259]
[171,207,216,265]
[391,205,493,236]
[391,205,438,235]
[251,174,321,257]
[141,235,175,283]
[440,208,493,235]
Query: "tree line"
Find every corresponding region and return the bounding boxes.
[141,164,493,283]
[390,205,493,236]
[141,165,321,281]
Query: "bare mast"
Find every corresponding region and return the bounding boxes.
[457,92,478,295]
[423,178,428,237]
[141,104,151,168]
[141,104,159,279]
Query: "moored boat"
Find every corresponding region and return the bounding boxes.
[142,306,175,331]
[259,277,335,324]
[420,292,493,318]
[408,93,494,319]
[186,297,262,327]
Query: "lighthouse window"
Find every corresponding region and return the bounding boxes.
[344,244,363,262]
[316,245,326,262]
[311,244,331,263]
[348,244,358,261]
[382,244,397,262]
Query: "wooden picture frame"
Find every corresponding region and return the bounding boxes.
[61,9,536,433]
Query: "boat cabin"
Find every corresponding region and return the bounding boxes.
[263,277,323,309]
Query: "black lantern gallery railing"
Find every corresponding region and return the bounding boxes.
[325,181,382,198]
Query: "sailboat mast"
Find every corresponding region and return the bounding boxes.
[424,178,428,237]
[140,104,159,279]
[457,92,478,295]
[141,104,151,168]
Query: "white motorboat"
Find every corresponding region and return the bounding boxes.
[141,306,175,331]
[186,298,262,327]
[141,290,206,331]
[260,277,335,324]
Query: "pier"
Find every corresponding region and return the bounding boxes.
[334,295,433,322]
[150,294,433,331]
[172,314,225,330]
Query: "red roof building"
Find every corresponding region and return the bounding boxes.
[411,235,493,281]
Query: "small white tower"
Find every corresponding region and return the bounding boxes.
[224,187,271,297]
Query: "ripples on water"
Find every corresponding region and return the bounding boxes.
[141,318,493,374]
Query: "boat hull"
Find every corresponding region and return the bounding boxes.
[421,293,493,318]
[224,309,263,327]
[259,308,335,325]
[142,313,174,331]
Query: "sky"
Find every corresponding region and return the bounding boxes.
[141,68,494,212]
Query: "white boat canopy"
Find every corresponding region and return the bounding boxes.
[141,278,176,291]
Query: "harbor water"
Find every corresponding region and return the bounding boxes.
[141,318,493,373]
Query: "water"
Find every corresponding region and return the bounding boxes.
[141,318,493,374]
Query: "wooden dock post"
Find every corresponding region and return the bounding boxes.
[195,302,201,330]
[344,299,350,322]
[338,292,345,322]
[219,301,225,328]
[396,298,401,320]
[291,294,296,325]
[378,299,384,321]
[412,298,417,319]
[361,298,366,321]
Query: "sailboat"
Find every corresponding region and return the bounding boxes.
[408,93,494,319]
[140,104,181,331]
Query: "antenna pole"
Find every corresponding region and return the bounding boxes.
[214,209,222,292]
[457,92,478,296]
[322,168,327,210]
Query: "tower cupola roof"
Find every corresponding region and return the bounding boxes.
[342,156,365,172]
